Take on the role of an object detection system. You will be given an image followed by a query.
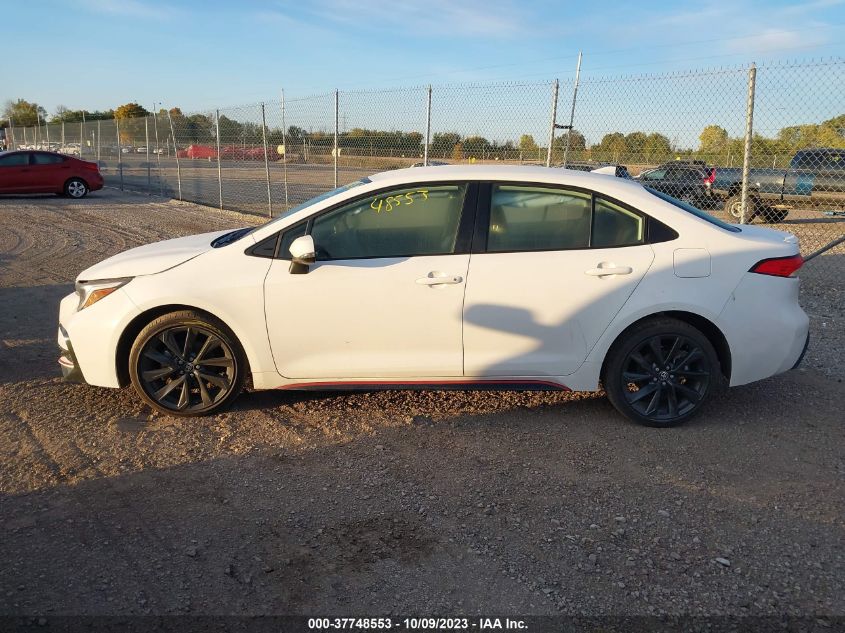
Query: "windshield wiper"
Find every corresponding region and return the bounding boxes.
[211,228,254,248]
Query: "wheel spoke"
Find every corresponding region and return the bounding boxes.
[623,371,651,383]
[197,378,213,406]
[673,347,702,369]
[198,371,229,391]
[142,366,175,381]
[197,356,233,368]
[143,348,172,366]
[176,379,190,410]
[667,383,679,417]
[154,374,186,400]
[194,334,220,362]
[674,382,702,403]
[648,337,665,366]
[182,326,196,358]
[159,331,183,359]
[674,368,709,378]
[665,336,682,365]
[629,352,652,371]
[644,384,662,415]
[628,382,658,404]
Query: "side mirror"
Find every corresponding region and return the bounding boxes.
[288,234,316,274]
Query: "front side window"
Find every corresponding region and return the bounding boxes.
[0,153,29,167]
[488,185,591,252]
[310,184,467,260]
[592,198,645,248]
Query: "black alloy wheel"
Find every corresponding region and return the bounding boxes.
[604,318,722,427]
[129,311,245,416]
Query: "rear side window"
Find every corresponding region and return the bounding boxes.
[488,185,591,252]
[592,198,644,248]
[32,153,64,165]
[0,153,29,166]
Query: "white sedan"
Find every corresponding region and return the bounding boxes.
[58,166,809,427]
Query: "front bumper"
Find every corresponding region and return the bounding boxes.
[58,324,86,383]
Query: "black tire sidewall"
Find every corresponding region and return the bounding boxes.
[128,310,246,416]
[604,318,722,428]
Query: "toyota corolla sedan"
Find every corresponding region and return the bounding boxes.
[58,166,809,427]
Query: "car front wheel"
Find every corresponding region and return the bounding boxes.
[604,318,723,427]
[65,178,89,198]
[129,310,246,416]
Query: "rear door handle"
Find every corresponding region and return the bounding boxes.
[416,273,463,286]
[585,265,633,277]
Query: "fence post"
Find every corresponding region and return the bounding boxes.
[740,62,757,225]
[423,85,433,166]
[562,52,583,168]
[167,111,182,201]
[215,109,223,210]
[261,103,272,218]
[151,113,162,196]
[281,90,289,208]
[61,121,65,148]
[545,79,559,167]
[334,89,339,188]
[115,119,124,191]
[45,119,50,148]
[97,120,101,163]
[145,117,151,195]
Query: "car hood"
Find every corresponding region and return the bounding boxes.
[76,229,233,281]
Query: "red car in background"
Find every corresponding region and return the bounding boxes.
[0,150,104,198]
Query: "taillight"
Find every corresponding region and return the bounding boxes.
[750,254,803,277]
[705,168,716,184]
[82,161,99,171]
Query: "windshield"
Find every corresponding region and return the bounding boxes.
[646,187,741,233]
[264,178,371,226]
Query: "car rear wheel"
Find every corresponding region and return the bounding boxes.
[604,318,723,428]
[129,310,246,416]
[64,178,89,198]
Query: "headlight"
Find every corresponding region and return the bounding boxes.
[75,278,132,311]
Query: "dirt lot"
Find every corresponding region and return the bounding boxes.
[0,190,843,618]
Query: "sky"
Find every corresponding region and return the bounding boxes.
[3,0,844,116]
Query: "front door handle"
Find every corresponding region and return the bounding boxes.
[416,273,464,286]
[585,264,633,277]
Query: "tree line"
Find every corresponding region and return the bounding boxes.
[3,98,843,163]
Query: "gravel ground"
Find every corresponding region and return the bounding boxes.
[0,190,843,618]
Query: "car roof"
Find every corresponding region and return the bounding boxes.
[368,164,644,195]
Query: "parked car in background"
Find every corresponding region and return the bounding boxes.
[635,164,714,208]
[58,165,808,428]
[590,164,633,179]
[0,150,103,197]
[713,148,845,222]
[136,147,148,154]
[411,160,449,167]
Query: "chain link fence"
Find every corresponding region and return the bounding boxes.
[5,58,843,277]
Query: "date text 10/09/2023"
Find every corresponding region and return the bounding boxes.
[307,618,528,630]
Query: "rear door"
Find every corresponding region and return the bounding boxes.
[462,183,654,377]
[0,152,32,192]
[30,152,69,192]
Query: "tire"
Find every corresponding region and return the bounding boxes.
[128,310,246,416]
[603,317,723,428]
[64,178,89,199]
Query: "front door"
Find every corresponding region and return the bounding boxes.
[0,152,32,193]
[264,182,474,379]
[463,184,654,377]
